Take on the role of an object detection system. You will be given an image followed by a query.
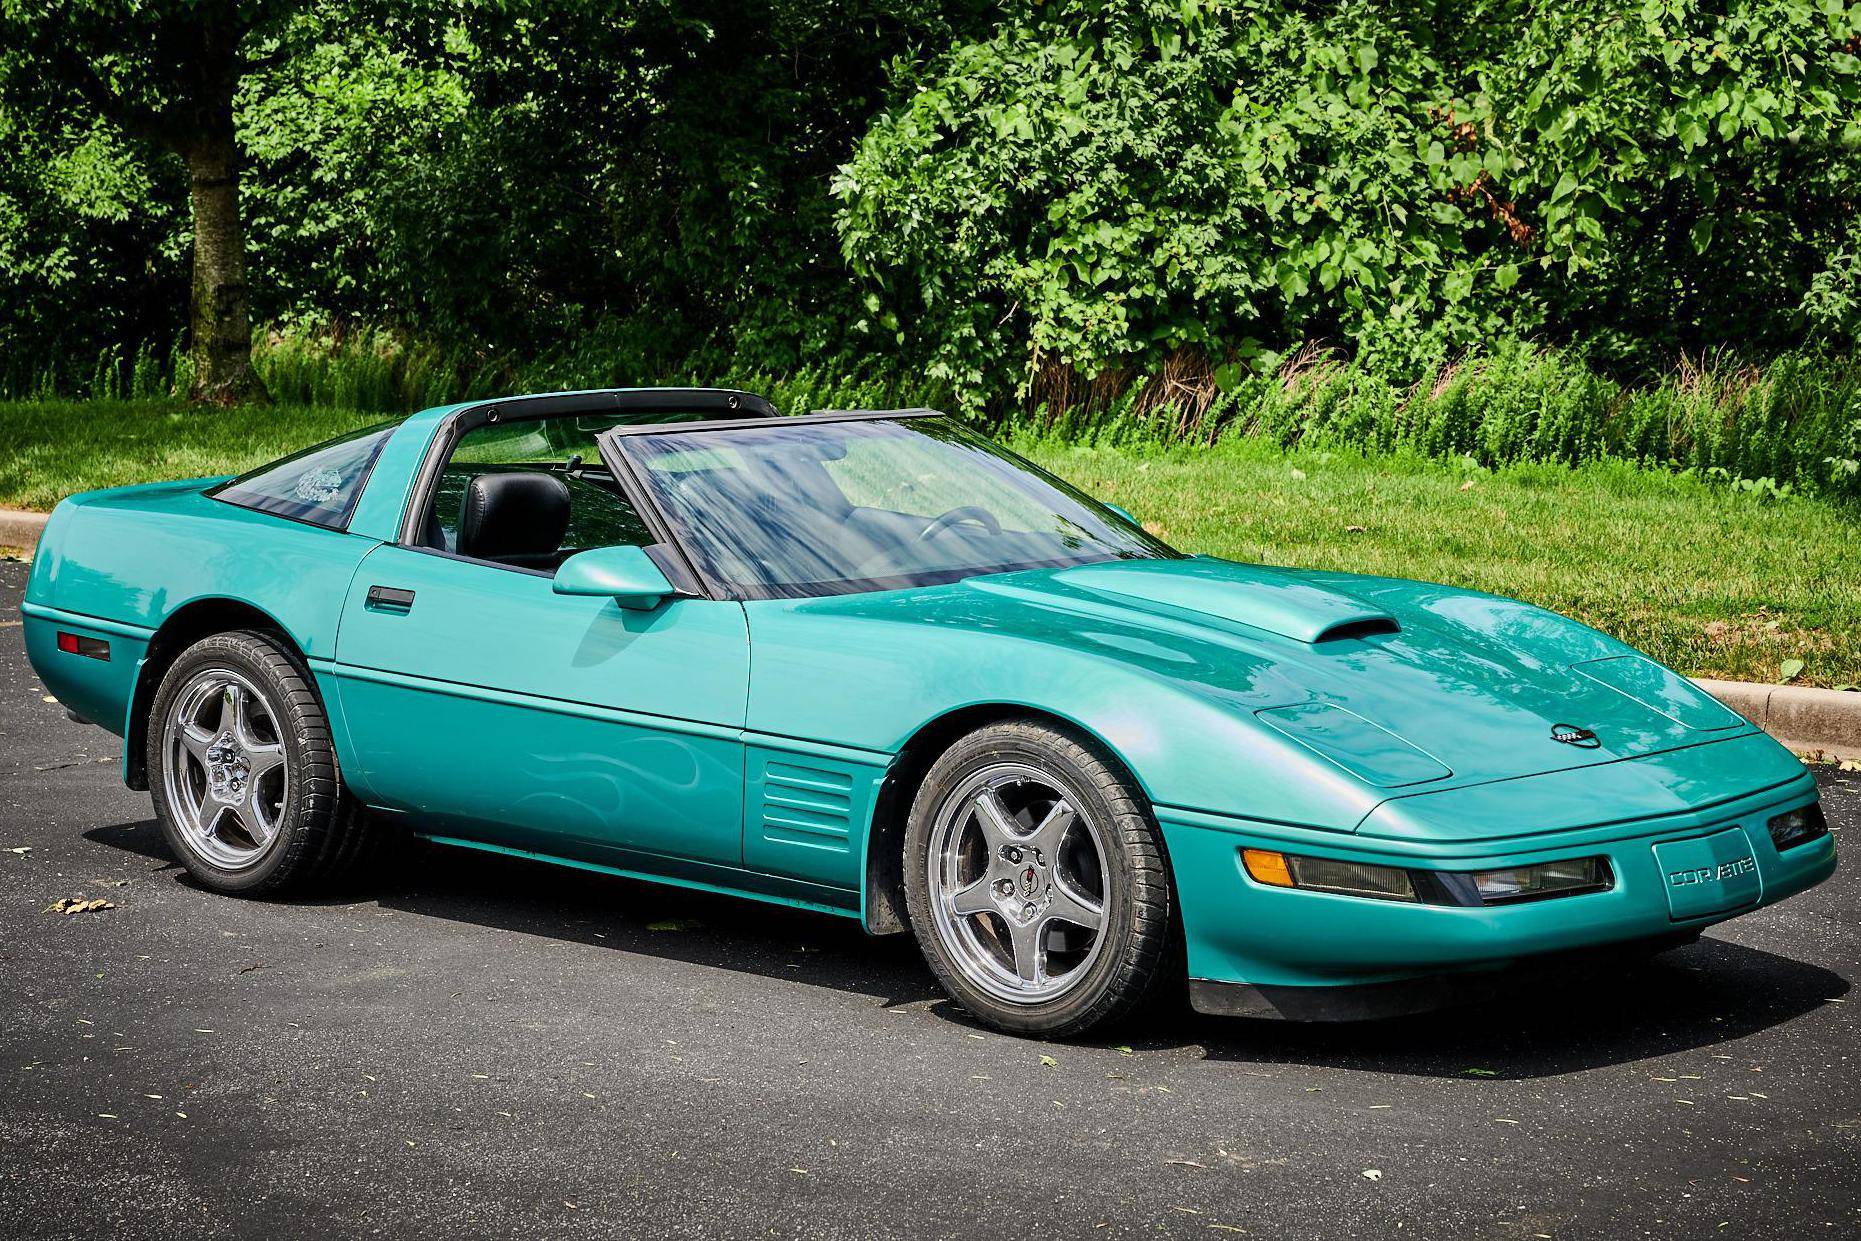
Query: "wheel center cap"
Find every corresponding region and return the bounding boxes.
[998,843,1051,916]
[205,731,249,802]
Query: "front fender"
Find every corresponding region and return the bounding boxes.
[743,597,1380,833]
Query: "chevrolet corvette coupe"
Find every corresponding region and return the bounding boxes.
[23,388,1836,1036]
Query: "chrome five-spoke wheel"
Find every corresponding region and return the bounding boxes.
[905,720,1175,1036]
[927,762,1110,1003]
[161,668,289,870]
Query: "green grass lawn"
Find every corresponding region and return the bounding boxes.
[2,399,1855,686]
[0,399,383,509]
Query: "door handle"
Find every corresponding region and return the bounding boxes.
[365,585,416,614]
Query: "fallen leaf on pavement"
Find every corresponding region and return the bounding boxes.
[646,918,703,932]
[47,896,115,915]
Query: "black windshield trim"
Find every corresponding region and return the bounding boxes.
[604,408,940,436]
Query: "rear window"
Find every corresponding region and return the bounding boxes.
[211,422,399,529]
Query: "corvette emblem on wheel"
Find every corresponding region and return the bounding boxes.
[1020,866,1039,898]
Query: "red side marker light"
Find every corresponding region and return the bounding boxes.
[55,631,110,660]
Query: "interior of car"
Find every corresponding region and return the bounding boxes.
[415,412,656,571]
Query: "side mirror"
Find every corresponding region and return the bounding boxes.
[1104,502,1139,527]
[552,545,678,611]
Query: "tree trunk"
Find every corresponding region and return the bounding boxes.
[183,116,266,405]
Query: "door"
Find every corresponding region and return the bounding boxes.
[333,543,749,866]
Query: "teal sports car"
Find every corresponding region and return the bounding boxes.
[23,388,1836,1037]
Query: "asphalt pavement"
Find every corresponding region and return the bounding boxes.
[2,560,1856,1239]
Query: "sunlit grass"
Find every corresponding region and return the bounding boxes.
[0,399,385,510]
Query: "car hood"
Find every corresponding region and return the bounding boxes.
[870,555,1749,793]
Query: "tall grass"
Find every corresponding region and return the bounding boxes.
[1044,341,1861,501]
[9,327,1859,500]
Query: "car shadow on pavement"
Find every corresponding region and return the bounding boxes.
[86,817,944,1010]
[1138,937,1850,1079]
[87,817,1847,1079]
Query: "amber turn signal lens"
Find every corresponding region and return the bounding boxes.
[1242,848,1295,888]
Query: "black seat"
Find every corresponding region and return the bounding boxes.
[456,471,571,568]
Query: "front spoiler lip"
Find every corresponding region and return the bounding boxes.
[1188,931,1706,1022]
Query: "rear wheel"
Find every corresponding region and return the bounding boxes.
[902,720,1176,1038]
[147,630,368,894]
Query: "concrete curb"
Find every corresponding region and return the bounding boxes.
[2,503,1856,757]
[1693,677,1861,763]
[0,507,48,551]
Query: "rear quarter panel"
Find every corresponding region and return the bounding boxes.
[22,480,383,747]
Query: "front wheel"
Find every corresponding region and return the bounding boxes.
[146,629,369,894]
[902,720,1176,1037]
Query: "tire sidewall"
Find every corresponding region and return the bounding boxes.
[146,632,328,894]
[903,723,1168,1036]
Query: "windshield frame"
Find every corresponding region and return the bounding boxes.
[596,410,1180,601]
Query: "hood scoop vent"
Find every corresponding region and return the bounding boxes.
[1053,562,1401,645]
[1313,616,1401,643]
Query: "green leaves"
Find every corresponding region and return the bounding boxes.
[833,0,1861,410]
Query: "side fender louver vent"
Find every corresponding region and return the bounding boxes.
[1313,616,1400,643]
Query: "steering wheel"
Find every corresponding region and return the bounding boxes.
[914,505,1003,544]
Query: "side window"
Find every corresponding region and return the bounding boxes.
[213,423,398,530]
[423,416,652,565]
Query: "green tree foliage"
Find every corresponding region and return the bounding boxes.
[0,1,332,402]
[835,0,1861,408]
[1,0,1857,438]
[240,0,989,368]
[0,103,187,385]
[0,1,988,397]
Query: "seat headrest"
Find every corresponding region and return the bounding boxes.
[457,471,571,565]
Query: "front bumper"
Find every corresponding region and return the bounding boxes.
[1157,736,1836,1015]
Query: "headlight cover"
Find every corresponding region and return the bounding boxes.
[1242,849,1613,907]
[1454,856,1612,905]
[1768,804,1829,852]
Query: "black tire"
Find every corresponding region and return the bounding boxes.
[902,719,1176,1038]
[145,629,369,895]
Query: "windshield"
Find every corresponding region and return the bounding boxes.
[611,415,1177,599]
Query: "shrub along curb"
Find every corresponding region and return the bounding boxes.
[2,504,1855,758]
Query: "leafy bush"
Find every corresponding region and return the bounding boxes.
[836,0,1861,411]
